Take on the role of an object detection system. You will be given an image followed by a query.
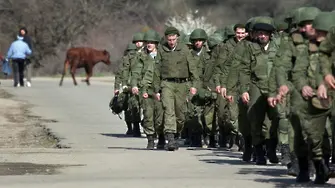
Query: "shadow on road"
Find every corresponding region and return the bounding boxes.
[100,133,144,139]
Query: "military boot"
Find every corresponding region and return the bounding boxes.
[280,144,290,166]
[255,144,267,165]
[165,133,176,151]
[132,122,141,137]
[209,133,220,148]
[309,159,316,177]
[156,134,165,150]
[296,157,310,183]
[146,135,155,150]
[266,138,279,164]
[242,136,252,162]
[287,152,299,177]
[252,147,257,162]
[125,121,133,135]
[237,134,244,152]
[313,159,329,184]
[323,155,334,178]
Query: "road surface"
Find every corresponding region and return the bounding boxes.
[0,77,333,188]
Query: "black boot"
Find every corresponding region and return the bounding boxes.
[125,121,133,135]
[309,159,316,177]
[287,152,299,177]
[165,133,176,151]
[255,144,267,165]
[296,157,310,183]
[202,135,210,148]
[313,159,329,184]
[237,134,244,152]
[209,133,219,148]
[252,147,257,162]
[266,139,279,164]
[156,134,165,150]
[132,122,141,137]
[242,136,252,162]
[280,144,290,166]
[146,135,155,150]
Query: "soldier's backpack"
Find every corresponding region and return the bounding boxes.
[109,92,128,118]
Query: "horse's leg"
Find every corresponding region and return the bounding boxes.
[59,59,69,86]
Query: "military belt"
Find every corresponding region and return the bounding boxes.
[163,78,188,83]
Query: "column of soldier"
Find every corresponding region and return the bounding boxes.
[111,7,335,185]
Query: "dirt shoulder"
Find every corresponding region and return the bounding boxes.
[0,89,60,148]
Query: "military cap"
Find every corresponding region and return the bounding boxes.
[132,32,145,42]
[190,28,208,41]
[183,35,192,45]
[164,26,180,36]
[312,12,335,32]
[207,33,223,48]
[275,17,289,31]
[311,96,332,110]
[126,43,137,51]
[253,16,276,32]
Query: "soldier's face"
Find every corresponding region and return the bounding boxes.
[135,41,143,48]
[146,42,157,52]
[255,30,270,44]
[302,23,316,39]
[166,34,178,49]
[192,40,204,49]
[235,28,246,41]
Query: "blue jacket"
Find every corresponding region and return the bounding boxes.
[6,36,32,60]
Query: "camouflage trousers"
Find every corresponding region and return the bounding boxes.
[216,95,239,135]
[277,95,294,152]
[140,95,164,136]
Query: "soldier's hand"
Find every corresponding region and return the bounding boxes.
[302,86,315,99]
[267,97,277,107]
[220,87,227,97]
[278,85,289,96]
[216,86,221,93]
[156,93,161,101]
[317,84,328,99]
[190,87,197,95]
[132,87,139,95]
[114,90,119,95]
[241,92,250,104]
[324,74,335,89]
[226,95,234,103]
[143,93,149,99]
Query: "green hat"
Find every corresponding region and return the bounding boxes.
[207,33,223,48]
[132,32,144,42]
[190,28,208,41]
[311,96,332,110]
[312,12,335,32]
[126,43,137,51]
[252,16,275,32]
[164,26,180,36]
[275,17,289,31]
[183,35,192,45]
[143,29,160,42]
[224,24,235,36]
[294,7,321,26]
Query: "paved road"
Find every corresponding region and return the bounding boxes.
[0,78,334,188]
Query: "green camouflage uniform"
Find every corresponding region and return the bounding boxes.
[157,27,201,151]
[131,30,164,149]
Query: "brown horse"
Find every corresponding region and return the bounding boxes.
[59,47,111,86]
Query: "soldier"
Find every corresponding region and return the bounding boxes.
[226,17,280,165]
[157,27,201,151]
[214,23,246,150]
[291,12,335,184]
[131,30,164,150]
[120,32,145,137]
[268,7,321,181]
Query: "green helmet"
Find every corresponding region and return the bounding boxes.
[207,33,223,49]
[143,30,160,42]
[132,32,144,42]
[294,7,321,26]
[190,28,208,41]
[126,43,137,51]
[275,17,289,31]
[183,35,192,45]
[312,12,335,32]
[224,24,235,36]
[252,16,275,32]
